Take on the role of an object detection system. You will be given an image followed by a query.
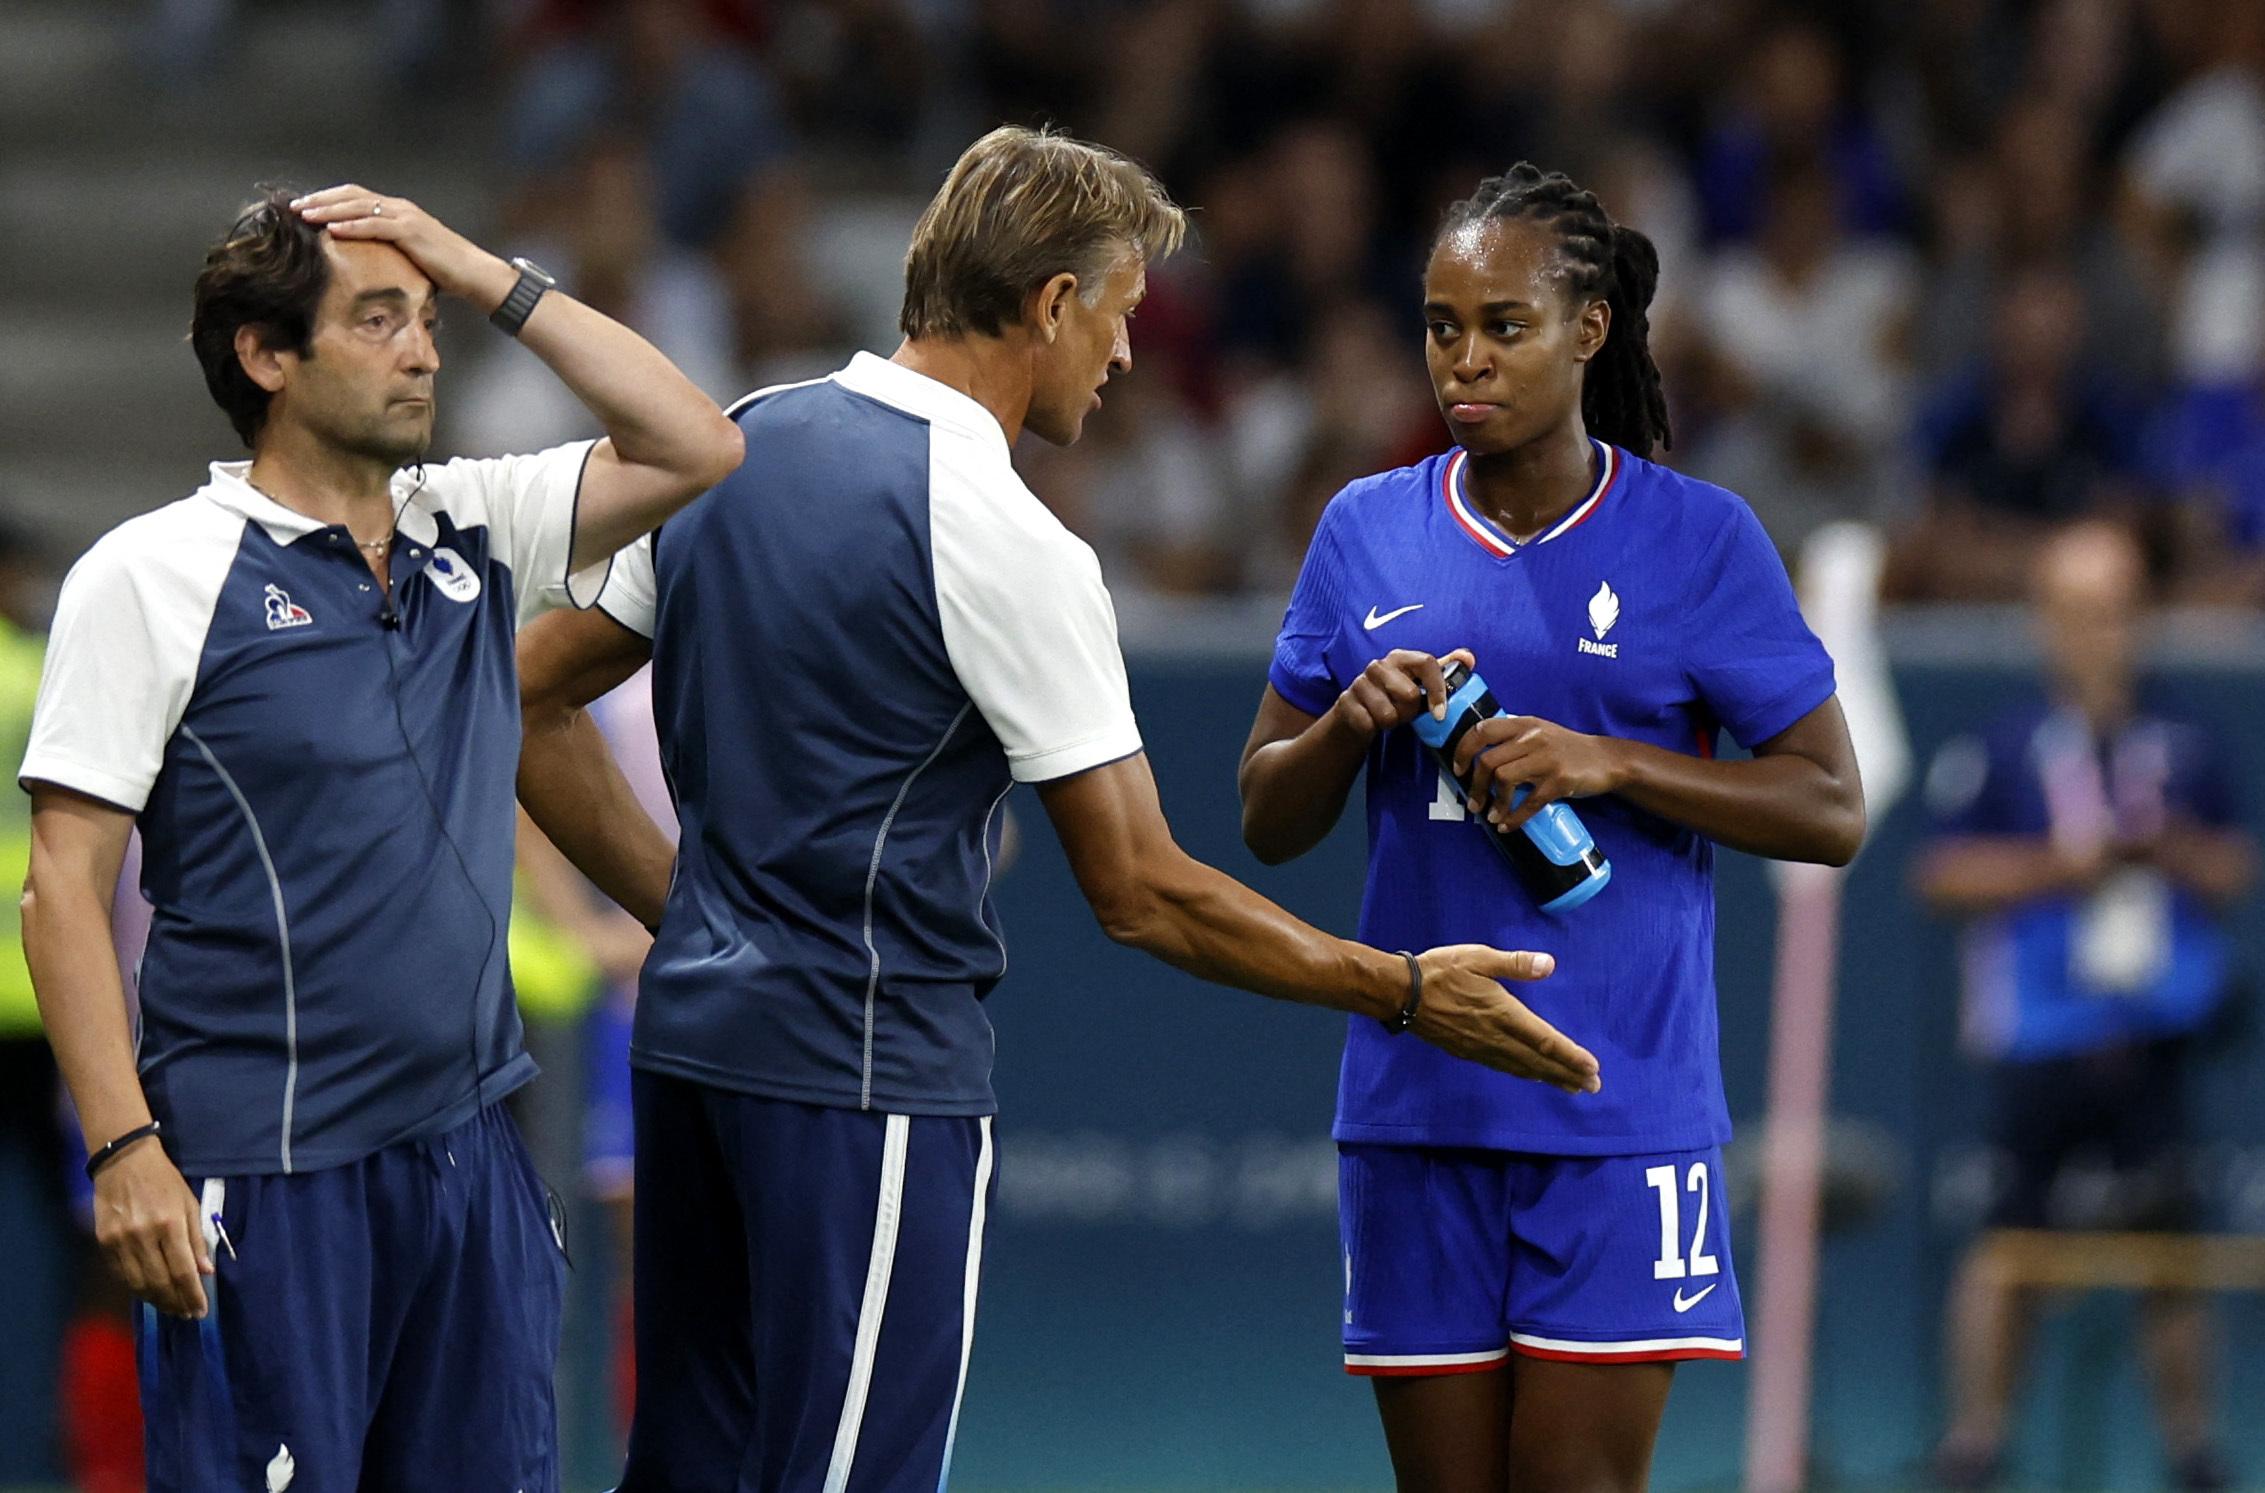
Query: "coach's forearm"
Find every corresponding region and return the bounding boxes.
[507,287,742,568]
[1085,848,1404,1021]
[517,293,736,475]
[1046,753,1403,1019]
[22,867,149,1149]
[1239,712,1370,865]
[517,706,675,929]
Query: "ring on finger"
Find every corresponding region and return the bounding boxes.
[370,201,384,216]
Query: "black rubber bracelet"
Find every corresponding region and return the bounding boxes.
[85,1120,163,1180]
[1383,951,1423,1034]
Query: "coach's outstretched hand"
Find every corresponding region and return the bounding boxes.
[1410,946,1601,1094]
[291,183,519,316]
[92,1140,215,1319]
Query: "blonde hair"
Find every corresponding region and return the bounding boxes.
[900,125,1186,340]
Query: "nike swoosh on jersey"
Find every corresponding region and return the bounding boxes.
[1363,603,1424,631]
[1672,1283,1717,1313]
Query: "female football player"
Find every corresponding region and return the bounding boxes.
[1238,163,1866,1492]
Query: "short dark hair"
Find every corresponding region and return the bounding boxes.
[900,126,1185,341]
[190,186,331,447]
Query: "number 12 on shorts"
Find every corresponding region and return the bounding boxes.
[1646,1162,1720,1281]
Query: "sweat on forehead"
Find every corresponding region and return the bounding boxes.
[1431,217,1586,295]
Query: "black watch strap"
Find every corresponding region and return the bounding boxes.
[489,259,552,338]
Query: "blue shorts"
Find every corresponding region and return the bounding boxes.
[1340,1143,1745,1374]
[139,1103,567,1491]
[621,1071,996,1493]
[582,985,636,1199]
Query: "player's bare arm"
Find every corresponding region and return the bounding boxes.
[1238,648,1475,865]
[1452,694,1866,866]
[1039,751,1601,1093]
[292,183,743,566]
[516,605,669,928]
[22,787,213,1319]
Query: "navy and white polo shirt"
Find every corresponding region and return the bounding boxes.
[600,352,1142,1114]
[22,445,604,1175]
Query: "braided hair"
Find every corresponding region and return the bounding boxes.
[1434,162,1672,458]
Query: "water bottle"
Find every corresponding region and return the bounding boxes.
[1410,659,1612,914]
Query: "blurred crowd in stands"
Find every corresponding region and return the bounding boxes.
[0,0,2238,1484]
[239,0,2265,611]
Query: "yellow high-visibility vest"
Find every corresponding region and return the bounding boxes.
[0,617,46,1035]
[507,872,602,1024]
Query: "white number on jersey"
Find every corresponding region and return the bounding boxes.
[1645,1162,1721,1281]
[1429,770,1473,822]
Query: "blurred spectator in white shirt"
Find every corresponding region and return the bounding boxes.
[2121,1,2265,389]
[1687,153,1917,551]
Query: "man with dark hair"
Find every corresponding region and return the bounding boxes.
[19,183,741,1491]
[515,124,1595,1492]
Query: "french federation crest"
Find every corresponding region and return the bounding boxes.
[424,546,481,603]
[1588,581,1620,639]
[1579,581,1620,658]
[262,584,312,631]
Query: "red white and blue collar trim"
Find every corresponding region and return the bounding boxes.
[1442,439,1620,558]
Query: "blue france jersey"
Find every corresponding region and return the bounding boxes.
[21,447,603,1175]
[596,354,1142,1115]
[1270,443,1837,1154]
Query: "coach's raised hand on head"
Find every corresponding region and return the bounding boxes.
[291,184,521,309]
[289,182,744,568]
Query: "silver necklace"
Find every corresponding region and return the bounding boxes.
[245,476,394,556]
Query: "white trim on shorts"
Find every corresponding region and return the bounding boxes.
[1509,1330,1745,1362]
[1343,1347,1511,1376]
[935,1114,994,1490]
[824,1113,912,1493]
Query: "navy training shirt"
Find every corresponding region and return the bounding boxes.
[598,353,1143,1114]
[23,447,604,1175]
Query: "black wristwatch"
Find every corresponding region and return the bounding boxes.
[489,257,556,337]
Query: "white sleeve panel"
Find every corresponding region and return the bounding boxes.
[930,441,1142,784]
[20,505,238,813]
[423,439,606,628]
[593,533,659,639]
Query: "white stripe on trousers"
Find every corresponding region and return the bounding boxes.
[935,1116,994,1490]
[825,1113,912,1493]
